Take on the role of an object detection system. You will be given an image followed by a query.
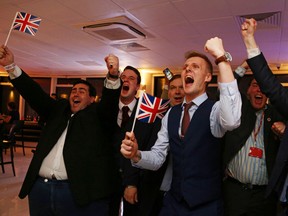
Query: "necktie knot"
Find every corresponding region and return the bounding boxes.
[121,106,130,128]
[184,102,193,112]
[181,102,194,138]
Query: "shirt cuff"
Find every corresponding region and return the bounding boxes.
[9,65,22,79]
[104,78,121,89]
[234,66,246,77]
[247,47,261,59]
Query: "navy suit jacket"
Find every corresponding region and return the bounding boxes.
[247,53,288,197]
[113,100,167,214]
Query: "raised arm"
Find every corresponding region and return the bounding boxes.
[204,37,234,83]
[241,18,288,119]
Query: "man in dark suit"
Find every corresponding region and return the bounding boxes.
[121,37,242,215]
[0,46,121,215]
[223,73,285,215]
[241,18,288,216]
[109,59,168,216]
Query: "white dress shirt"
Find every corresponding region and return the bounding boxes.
[9,66,121,180]
[117,99,136,127]
[134,79,242,170]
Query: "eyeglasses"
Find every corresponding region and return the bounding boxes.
[120,75,137,81]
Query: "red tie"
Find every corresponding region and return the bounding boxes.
[181,102,193,137]
[121,106,130,128]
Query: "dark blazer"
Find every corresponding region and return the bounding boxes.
[113,100,167,215]
[223,92,284,179]
[13,71,121,206]
[247,53,288,197]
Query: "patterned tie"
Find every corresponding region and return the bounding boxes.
[121,106,130,128]
[181,102,193,138]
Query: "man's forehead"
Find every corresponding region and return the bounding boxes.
[170,78,182,86]
[185,56,204,63]
[72,83,89,90]
[122,70,138,79]
[250,79,258,85]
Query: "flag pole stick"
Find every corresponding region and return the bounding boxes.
[131,91,144,132]
[4,12,18,46]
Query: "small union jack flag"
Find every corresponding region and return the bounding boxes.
[136,92,170,123]
[13,12,41,36]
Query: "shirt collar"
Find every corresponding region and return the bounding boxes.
[182,92,208,108]
[119,98,137,111]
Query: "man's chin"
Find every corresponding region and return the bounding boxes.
[71,106,81,113]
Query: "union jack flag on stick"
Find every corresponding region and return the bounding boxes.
[131,91,170,132]
[4,12,42,46]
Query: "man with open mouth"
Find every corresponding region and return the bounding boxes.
[121,37,242,215]
[223,68,285,215]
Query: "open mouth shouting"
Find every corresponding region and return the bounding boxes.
[122,84,130,92]
[185,76,194,84]
[71,98,81,108]
[254,94,263,104]
[173,96,184,104]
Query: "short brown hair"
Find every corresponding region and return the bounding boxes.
[123,65,141,85]
[184,51,213,75]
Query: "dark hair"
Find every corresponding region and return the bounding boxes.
[247,76,256,86]
[123,65,141,84]
[168,74,181,85]
[72,79,96,97]
[184,51,213,75]
[7,102,16,110]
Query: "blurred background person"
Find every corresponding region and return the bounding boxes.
[156,73,185,212]
[0,101,20,136]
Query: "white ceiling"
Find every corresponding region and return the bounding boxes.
[0,0,287,77]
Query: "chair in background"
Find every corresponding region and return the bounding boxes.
[12,120,25,155]
[0,137,16,176]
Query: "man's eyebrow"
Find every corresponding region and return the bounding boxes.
[71,87,88,91]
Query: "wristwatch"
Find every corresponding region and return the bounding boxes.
[215,52,232,65]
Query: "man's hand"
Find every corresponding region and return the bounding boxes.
[0,45,14,68]
[204,37,225,59]
[120,131,140,162]
[124,186,138,204]
[205,37,234,83]
[104,54,119,79]
[271,121,286,137]
[241,18,258,50]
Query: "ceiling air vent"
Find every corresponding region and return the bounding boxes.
[82,16,147,44]
[75,61,101,66]
[235,11,281,29]
[111,42,149,52]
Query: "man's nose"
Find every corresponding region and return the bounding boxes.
[185,65,192,72]
[121,77,128,82]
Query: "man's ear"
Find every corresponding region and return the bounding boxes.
[205,72,212,83]
[90,96,96,103]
